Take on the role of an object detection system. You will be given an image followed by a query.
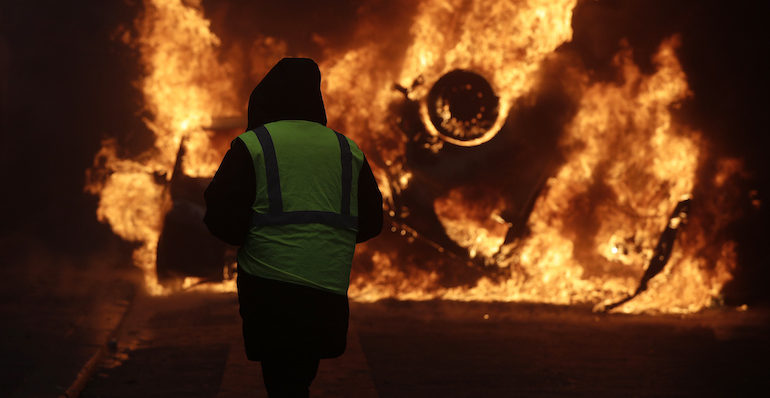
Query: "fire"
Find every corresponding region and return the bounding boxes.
[486,36,722,313]
[405,0,577,147]
[86,0,241,294]
[87,0,745,314]
[434,187,509,259]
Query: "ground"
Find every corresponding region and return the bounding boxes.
[66,291,770,397]
[1,254,767,398]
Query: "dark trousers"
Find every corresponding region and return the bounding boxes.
[261,357,320,398]
[237,269,349,361]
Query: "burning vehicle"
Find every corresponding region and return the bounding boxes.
[87,0,752,314]
[154,66,558,284]
[155,139,229,285]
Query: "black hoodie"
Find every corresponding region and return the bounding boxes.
[204,57,382,246]
[246,57,327,129]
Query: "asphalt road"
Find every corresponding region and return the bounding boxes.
[0,244,137,398]
[77,291,769,397]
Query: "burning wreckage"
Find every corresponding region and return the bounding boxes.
[157,69,691,313]
[156,69,531,283]
[88,0,746,314]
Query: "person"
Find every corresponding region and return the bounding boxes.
[204,57,383,397]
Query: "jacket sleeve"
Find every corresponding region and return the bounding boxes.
[356,157,383,243]
[204,138,256,246]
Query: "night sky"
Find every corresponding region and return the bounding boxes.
[1,0,767,301]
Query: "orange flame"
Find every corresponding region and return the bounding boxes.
[86,0,241,294]
[86,0,745,313]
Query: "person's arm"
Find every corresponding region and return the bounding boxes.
[204,138,256,246]
[356,157,383,243]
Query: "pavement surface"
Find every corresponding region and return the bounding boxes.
[73,290,769,398]
[1,240,767,398]
[79,291,377,398]
[0,241,138,398]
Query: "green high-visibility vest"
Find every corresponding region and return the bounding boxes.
[236,120,364,295]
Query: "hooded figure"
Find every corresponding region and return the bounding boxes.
[204,58,382,396]
[246,57,327,130]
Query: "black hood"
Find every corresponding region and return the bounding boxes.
[247,57,327,130]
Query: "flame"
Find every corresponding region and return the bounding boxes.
[434,187,509,259]
[86,0,242,294]
[495,36,715,313]
[347,29,742,314]
[404,0,576,146]
[86,0,745,313]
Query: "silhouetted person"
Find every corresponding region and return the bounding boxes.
[204,57,383,397]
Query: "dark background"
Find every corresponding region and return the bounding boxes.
[1,0,767,302]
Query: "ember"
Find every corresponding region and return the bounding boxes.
[86,0,749,314]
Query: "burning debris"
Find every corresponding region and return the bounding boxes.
[86,0,747,313]
[601,198,691,312]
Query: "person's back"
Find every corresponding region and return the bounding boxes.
[237,119,365,295]
[204,57,382,397]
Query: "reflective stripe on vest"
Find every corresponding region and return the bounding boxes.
[247,124,358,230]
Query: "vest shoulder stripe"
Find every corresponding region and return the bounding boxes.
[251,211,358,230]
[334,131,353,216]
[253,126,282,213]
